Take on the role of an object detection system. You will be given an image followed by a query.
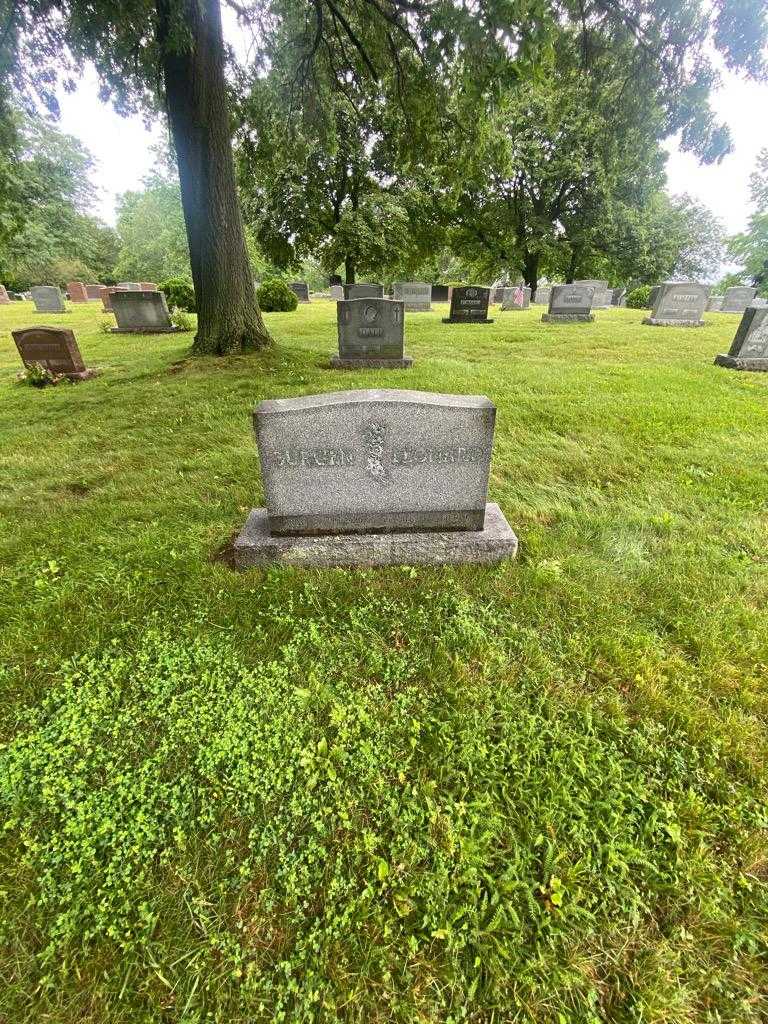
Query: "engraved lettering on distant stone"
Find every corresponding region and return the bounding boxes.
[271,446,356,468]
[362,421,389,485]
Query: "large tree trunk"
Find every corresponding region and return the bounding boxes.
[157,0,271,354]
[523,251,539,294]
[344,256,356,284]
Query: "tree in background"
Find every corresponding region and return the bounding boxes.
[0,113,119,290]
[728,148,768,296]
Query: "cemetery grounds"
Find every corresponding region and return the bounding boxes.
[1,298,767,1022]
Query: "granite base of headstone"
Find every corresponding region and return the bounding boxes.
[642,281,707,327]
[12,326,98,381]
[330,297,412,369]
[714,306,768,371]
[111,290,182,333]
[30,286,66,313]
[541,284,595,322]
[233,389,518,568]
[501,286,531,310]
[442,286,493,324]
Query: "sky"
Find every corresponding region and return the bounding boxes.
[56,35,768,238]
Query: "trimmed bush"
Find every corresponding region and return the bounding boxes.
[158,277,196,312]
[626,284,653,309]
[257,278,299,312]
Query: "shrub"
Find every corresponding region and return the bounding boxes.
[626,285,653,309]
[158,277,196,312]
[170,306,194,331]
[257,277,299,312]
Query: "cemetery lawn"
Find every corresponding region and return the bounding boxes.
[2,299,768,1024]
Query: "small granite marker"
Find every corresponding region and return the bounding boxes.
[720,286,758,313]
[714,306,768,371]
[331,298,411,369]
[31,286,66,313]
[67,281,88,303]
[12,326,98,380]
[501,285,530,310]
[234,388,518,568]
[533,285,552,306]
[442,286,493,324]
[343,283,384,300]
[329,285,344,301]
[0,284,10,305]
[393,282,432,311]
[642,281,707,327]
[289,281,310,303]
[542,284,595,322]
[111,290,182,333]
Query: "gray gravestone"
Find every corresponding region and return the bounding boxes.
[642,281,707,327]
[752,297,767,307]
[431,284,450,302]
[289,281,310,303]
[331,298,411,369]
[111,290,182,333]
[611,287,626,306]
[393,282,432,311]
[707,295,723,311]
[442,286,493,324]
[533,285,552,305]
[330,285,344,301]
[234,389,518,567]
[542,284,595,322]
[720,286,757,313]
[575,280,611,307]
[501,286,531,310]
[117,281,142,291]
[30,286,66,313]
[343,283,384,300]
[11,326,97,380]
[715,306,768,371]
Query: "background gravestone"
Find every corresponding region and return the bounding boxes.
[329,285,344,301]
[139,282,157,290]
[720,286,758,313]
[575,280,611,307]
[642,282,707,326]
[68,281,88,302]
[431,284,450,302]
[332,298,411,369]
[343,283,384,300]
[715,306,768,371]
[111,290,181,333]
[542,284,595,322]
[85,284,103,300]
[11,326,97,380]
[649,285,660,310]
[393,282,432,311]
[234,388,518,567]
[31,286,66,313]
[289,281,310,302]
[501,286,531,310]
[117,281,142,291]
[0,284,10,304]
[611,287,627,306]
[707,295,723,311]
[443,286,493,324]
[533,285,552,305]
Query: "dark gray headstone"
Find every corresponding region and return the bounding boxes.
[331,298,411,368]
[715,306,768,371]
[343,283,384,300]
[720,286,757,313]
[574,280,611,307]
[289,281,310,302]
[642,281,707,327]
[501,286,530,310]
[111,290,181,333]
[431,284,450,302]
[11,326,97,380]
[542,284,595,322]
[392,282,431,311]
[443,286,493,324]
[30,286,66,313]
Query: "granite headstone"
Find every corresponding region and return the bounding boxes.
[533,285,552,305]
[111,290,181,333]
[343,283,384,300]
[611,287,627,306]
[31,286,66,313]
[393,282,432,311]
[714,306,768,371]
[707,295,723,311]
[68,281,88,302]
[331,298,411,369]
[643,281,707,327]
[85,284,103,300]
[234,389,518,567]
[442,286,493,324]
[329,285,344,301]
[575,280,611,307]
[542,284,595,322]
[12,326,97,380]
[501,286,531,310]
[289,281,310,303]
[720,286,758,313]
[431,284,450,302]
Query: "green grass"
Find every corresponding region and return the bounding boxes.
[1,299,767,1022]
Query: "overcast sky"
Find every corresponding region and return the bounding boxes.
[57,41,768,237]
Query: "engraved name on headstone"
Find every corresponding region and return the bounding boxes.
[720,286,758,313]
[343,283,384,300]
[111,290,181,333]
[289,281,310,302]
[393,282,432,311]
[642,281,707,327]
[331,298,411,369]
[541,284,595,322]
[11,326,97,380]
[233,389,518,567]
[442,286,493,324]
[715,306,768,371]
[30,286,66,313]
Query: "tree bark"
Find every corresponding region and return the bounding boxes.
[156,0,271,354]
[523,251,539,294]
[344,256,356,283]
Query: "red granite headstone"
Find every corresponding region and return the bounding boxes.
[139,282,158,291]
[85,284,103,300]
[68,281,89,302]
[0,284,10,304]
[11,326,97,380]
[101,286,124,311]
